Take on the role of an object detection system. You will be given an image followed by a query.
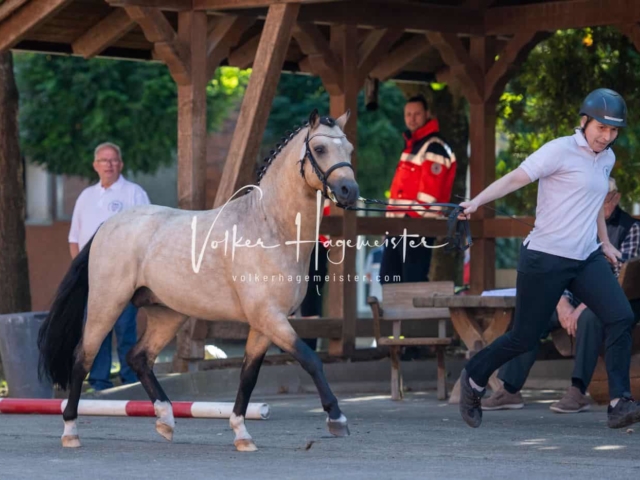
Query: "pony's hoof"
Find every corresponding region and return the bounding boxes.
[61,435,81,448]
[327,415,350,437]
[156,421,174,441]
[234,438,258,452]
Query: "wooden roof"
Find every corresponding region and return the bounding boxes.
[3,0,638,84]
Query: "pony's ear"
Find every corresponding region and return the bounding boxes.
[336,109,350,131]
[308,109,320,130]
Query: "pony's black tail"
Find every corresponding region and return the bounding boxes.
[37,235,96,390]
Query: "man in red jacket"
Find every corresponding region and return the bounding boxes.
[380,95,457,284]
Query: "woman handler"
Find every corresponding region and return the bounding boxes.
[458,88,640,430]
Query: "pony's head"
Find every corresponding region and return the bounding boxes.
[299,109,359,207]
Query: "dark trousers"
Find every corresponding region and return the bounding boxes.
[379,234,435,284]
[467,243,636,400]
[499,300,640,392]
[299,243,329,351]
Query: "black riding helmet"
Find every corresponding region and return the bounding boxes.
[579,88,628,128]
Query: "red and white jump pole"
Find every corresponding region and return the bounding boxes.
[0,399,270,420]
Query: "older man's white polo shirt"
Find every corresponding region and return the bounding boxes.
[519,129,615,260]
[69,175,150,250]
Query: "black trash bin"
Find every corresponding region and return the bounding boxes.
[0,312,54,398]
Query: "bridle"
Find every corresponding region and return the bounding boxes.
[298,128,354,201]
[298,127,472,252]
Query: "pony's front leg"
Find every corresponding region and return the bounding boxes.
[231,328,271,452]
[263,316,349,437]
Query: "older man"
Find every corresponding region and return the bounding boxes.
[69,142,150,391]
[483,177,640,413]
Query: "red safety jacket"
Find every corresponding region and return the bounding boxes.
[386,119,457,218]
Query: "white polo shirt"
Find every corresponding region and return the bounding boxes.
[69,175,150,250]
[520,129,615,260]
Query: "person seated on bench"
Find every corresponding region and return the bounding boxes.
[483,178,640,413]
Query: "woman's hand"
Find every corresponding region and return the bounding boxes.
[459,201,479,219]
[602,241,622,266]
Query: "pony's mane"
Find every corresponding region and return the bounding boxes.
[253,116,337,189]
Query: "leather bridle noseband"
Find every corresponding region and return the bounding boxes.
[298,128,354,201]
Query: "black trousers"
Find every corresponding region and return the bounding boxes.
[499,300,640,392]
[299,243,329,351]
[467,243,636,400]
[379,234,435,284]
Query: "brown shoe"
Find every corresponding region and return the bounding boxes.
[481,387,524,411]
[549,386,591,413]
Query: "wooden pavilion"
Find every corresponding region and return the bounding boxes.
[2,0,638,368]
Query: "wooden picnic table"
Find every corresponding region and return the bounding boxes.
[413,295,516,404]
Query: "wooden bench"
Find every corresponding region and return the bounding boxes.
[367,281,453,401]
[551,256,640,404]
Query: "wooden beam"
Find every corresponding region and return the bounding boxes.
[72,9,136,59]
[299,2,481,34]
[227,33,260,69]
[486,0,640,36]
[106,0,192,11]
[357,27,404,86]
[214,3,299,208]
[468,100,496,293]
[172,10,210,372]
[292,22,343,94]
[125,6,191,84]
[464,0,496,9]
[483,217,535,238]
[206,15,256,79]
[204,317,447,341]
[426,32,483,104]
[177,11,208,211]
[326,24,359,357]
[195,0,344,9]
[370,35,431,82]
[619,23,640,52]
[0,0,29,23]
[0,0,72,52]
[484,30,548,103]
[199,1,483,34]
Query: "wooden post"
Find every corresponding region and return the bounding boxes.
[468,100,496,294]
[213,3,299,208]
[174,11,208,372]
[177,11,208,211]
[468,37,495,294]
[326,24,359,356]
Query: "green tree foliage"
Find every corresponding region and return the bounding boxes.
[497,27,640,214]
[14,53,248,179]
[262,73,407,200]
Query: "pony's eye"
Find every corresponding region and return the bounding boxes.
[314,146,325,154]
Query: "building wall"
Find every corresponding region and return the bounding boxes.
[26,221,72,311]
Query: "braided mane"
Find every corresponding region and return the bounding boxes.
[253,116,337,188]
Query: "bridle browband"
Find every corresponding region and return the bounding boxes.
[298,125,472,252]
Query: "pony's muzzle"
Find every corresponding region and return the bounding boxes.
[330,178,359,206]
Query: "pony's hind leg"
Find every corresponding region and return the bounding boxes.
[61,354,88,448]
[126,305,187,441]
[231,328,271,452]
[62,305,122,448]
[258,314,349,437]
